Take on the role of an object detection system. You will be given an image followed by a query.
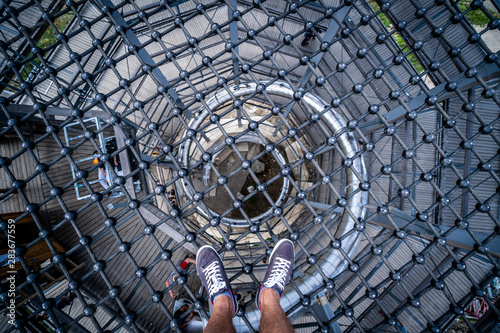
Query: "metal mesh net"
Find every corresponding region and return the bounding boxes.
[0,0,499,332]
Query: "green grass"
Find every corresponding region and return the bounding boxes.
[37,10,74,51]
[368,1,425,74]
[378,12,392,28]
[368,0,500,72]
[368,1,392,27]
[367,0,500,72]
[12,10,74,88]
[5,11,75,92]
[458,1,500,27]
[407,52,424,73]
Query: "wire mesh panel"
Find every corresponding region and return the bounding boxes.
[0,0,499,332]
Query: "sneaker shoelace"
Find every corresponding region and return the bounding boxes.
[263,257,291,291]
[203,261,226,297]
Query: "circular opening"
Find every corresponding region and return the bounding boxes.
[202,144,284,219]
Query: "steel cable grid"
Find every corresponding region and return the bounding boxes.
[0,0,499,332]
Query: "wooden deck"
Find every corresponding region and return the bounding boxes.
[3,118,495,331]
[1,128,203,332]
[0,137,49,223]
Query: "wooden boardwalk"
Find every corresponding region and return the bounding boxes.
[0,137,49,222]
[1,129,202,332]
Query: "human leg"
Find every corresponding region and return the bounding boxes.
[204,294,235,333]
[256,239,295,333]
[259,288,294,333]
[97,168,109,189]
[196,245,238,332]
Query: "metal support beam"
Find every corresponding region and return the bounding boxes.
[28,295,91,333]
[411,252,456,295]
[411,120,418,216]
[344,15,411,99]
[341,238,404,304]
[228,0,241,85]
[69,23,114,110]
[7,104,109,119]
[139,204,197,253]
[4,104,141,137]
[291,0,327,11]
[229,0,242,129]
[310,291,343,333]
[100,0,188,118]
[358,63,500,134]
[367,207,500,258]
[140,153,179,170]
[314,143,337,156]
[307,200,343,214]
[462,89,475,218]
[273,4,352,136]
[79,285,134,332]
[114,127,138,199]
[108,199,152,210]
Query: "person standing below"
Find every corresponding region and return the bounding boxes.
[196,239,295,333]
[113,153,123,176]
[166,257,197,298]
[93,151,110,190]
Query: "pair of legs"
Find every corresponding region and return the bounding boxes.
[205,289,293,333]
[98,167,123,191]
[97,167,110,189]
[197,239,295,333]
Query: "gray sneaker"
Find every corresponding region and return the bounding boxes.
[196,245,238,316]
[256,239,295,310]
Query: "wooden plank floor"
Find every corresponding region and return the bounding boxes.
[1,129,203,332]
[0,137,49,223]
[52,197,199,330]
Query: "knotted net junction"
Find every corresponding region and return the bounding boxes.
[0,0,499,332]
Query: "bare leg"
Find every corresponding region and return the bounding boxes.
[259,289,294,333]
[204,295,235,333]
[98,168,109,189]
